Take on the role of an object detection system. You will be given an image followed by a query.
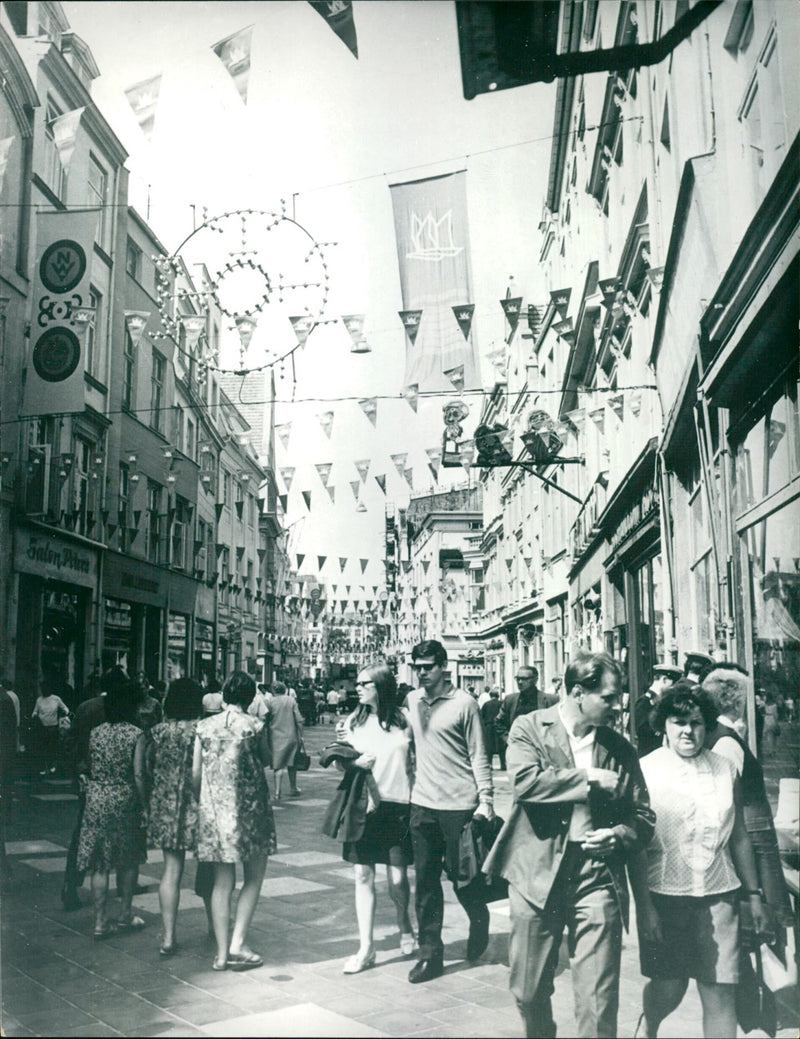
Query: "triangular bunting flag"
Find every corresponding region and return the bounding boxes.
[317,411,334,438]
[403,467,414,488]
[278,493,288,512]
[339,557,347,572]
[297,553,305,568]
[349,480,361,500]
[425,447,442,468]
[452,304,475,340]
[375,474,386,494]
[358,398,378,426]
[399,309,422,345]
[390,453,407,477]
[124,75,161,139]
[211,25,253,104]
[275,423,291,450]
[315,463,332,487]
[214,503,224,521]
[51,107,86,172]
[444,365,464,391]
[301,490,311,510]
[290,314,315,348]
[341,314,370,354]
[308,0,359,58]
[326,485,336,504]
[317,555,327,571]
[422,560,430,573]
[181,314,206,353]
[279,467,295,491]
[360,559,368,574]
[355,459,370,482]
[402,561,412,574]
[125,311,150,348]
[402,384,419,412]
[235,315,257,350]
[500,296,523,334]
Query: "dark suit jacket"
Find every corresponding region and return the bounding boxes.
[495,691,538,741]
[483,705,654,927]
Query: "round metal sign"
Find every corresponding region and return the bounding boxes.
[39,239,87,294]
[32,326,81,382]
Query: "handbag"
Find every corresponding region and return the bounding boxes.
[737,945,778,1037]
[293,745,311,771]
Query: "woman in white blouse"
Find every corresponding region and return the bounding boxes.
[630,683,768,1038]
[340,661,415,974]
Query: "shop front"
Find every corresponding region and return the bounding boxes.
[13,522,101,711]
[102,552,165,683]
[697,137,799,822]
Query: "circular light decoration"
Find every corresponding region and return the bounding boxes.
[154,206,333,375]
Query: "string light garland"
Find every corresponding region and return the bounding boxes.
[0,384,659,428]
[150,205,333,376]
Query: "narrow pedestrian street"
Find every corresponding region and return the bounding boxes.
[0,723,791,1038]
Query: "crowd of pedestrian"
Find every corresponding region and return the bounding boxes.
[1,640,794,1038]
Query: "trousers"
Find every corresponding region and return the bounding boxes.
[410,804,487,959]
[509,844,622,1039]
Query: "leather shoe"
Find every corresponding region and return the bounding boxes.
[408,955,443,984]
[466,905,490,960]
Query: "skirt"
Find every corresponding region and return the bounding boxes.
[343,800,412,866]
[639,890,740,984]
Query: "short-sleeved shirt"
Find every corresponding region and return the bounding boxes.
[641,746,741,897]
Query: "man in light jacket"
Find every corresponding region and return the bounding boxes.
[483,650,654,1038]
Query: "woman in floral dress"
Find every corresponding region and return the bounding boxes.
[77,679,147,939]
[192,670,277,972]
[147,677,204,956]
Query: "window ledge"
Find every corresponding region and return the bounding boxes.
[84,372,107,393]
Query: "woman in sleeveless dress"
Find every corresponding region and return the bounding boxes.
[193,670,276,972]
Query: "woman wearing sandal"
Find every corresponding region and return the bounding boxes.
[340,661,416,974]
[193,670,277,972]
[76,676,148,939]
[146,677,205,957]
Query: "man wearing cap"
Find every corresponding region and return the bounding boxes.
[683,650,716,684]
[634,664,681,757]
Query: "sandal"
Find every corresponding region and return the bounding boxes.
[117,915,146,932]
[159,942,179,958]
[227,950,263,971]
[343,949,376,974]
[93,923,118,941]
[212,958,227,972]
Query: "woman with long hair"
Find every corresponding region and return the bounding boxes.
[267,680,305,799]
[76,677,148,939]
[629,684,768,1038]
[193,670,277,972]
[146,676,205,957]
[339,660,415,974]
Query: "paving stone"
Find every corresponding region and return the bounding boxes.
[6,840,67,855]
[267,850,344,868]
[199,1002,390,1037]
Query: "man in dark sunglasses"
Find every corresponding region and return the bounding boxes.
[405,639,494,983]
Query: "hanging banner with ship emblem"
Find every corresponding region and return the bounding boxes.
[21,209,99,417]
[390,171,478,391]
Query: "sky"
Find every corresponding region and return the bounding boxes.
[61,0,557,594]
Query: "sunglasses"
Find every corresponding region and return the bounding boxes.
[413,662,438,672]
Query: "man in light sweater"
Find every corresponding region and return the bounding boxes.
[405,639,494,984]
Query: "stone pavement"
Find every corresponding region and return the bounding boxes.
[1,723,795,1038]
